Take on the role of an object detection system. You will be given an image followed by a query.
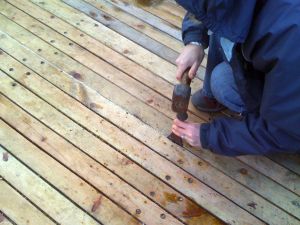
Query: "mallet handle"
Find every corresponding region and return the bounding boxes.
[181,70,192,86]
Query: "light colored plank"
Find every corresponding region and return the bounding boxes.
[82,0,183,53]
[189,148,300,216]
[105,0,182,40]
[0,2,209,126]
[30,0,188,87]
[82,0,208,70]
[159,0,186,18]
[0,11,172,135]
[0,119,140,225]
[268,154,300,175]
[35,0,206,88]
[0,83,222,224]
[121,0,182,28]
[238,155,300,196]
[0,180,54,225]
[63,0,179,64]
[0,77,183,225]
[8,0,206,116]
[0,146,100,225]
[1,47,275,225]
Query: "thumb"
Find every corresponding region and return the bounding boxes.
[188,62,200,79]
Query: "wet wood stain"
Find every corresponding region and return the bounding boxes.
[134,0,163,6]
[182,200,205,218]
[136,24,145,29]
[91,195,102,212]
[2,152,8,162]
[79,83,90,106]
[129,216,141,225]
[163,192,179,204]
[186,213,225,225]
[121,157,134,166]
[183,200,225,225]
[292,200,300,208]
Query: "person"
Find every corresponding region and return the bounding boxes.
[138,0,300,155]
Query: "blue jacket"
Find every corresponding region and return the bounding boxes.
[176,0,300,155]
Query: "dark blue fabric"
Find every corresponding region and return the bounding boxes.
[177,0,257,44]
[182,12,209,47]
[177,0,300,155]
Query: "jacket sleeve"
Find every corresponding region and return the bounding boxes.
[200,113,300,156]
[182,12,209,48]
[199,27,300,156]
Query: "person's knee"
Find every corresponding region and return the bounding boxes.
[210,62,246,113]
[210,62,232,101]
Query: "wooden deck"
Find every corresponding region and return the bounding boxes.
[0,0,299,224]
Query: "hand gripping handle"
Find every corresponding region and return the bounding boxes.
[181,70,192,86]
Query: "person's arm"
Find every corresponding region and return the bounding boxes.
[182,12,209,48]
[176,12,207,80]
[200,38,300,156]
[174,20,300,156]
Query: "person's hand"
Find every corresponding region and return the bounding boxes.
[172,119,202,147]
[176,44,205,81]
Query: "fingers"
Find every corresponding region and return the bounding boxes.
[175,65,186,81]
[172,121,186,134]
[172,119,202,147]
[176,44,203,81]
[173,119,190,128]
[189,62,200,79]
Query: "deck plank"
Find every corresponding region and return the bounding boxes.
[74,0,183,53]
[0,0,210,128]
[63,0,179,64]
[103,0,182,40]
[0,15,300,223]
[120,0,182,28]
[0,89,182,225]
[0,83,222,224]
[158,0,186,18]
[0,179,55,225]
[1,0,300,224]
[0,146,100,225]
[81,0,208,70]
[1,24,299,223]
[189,148,300,217]
[268,154,300,175]
[0,117,140,225]
[0,52,265,224]
[29,0,200,88]
[0,5,298,225]
[238,155,300,196]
